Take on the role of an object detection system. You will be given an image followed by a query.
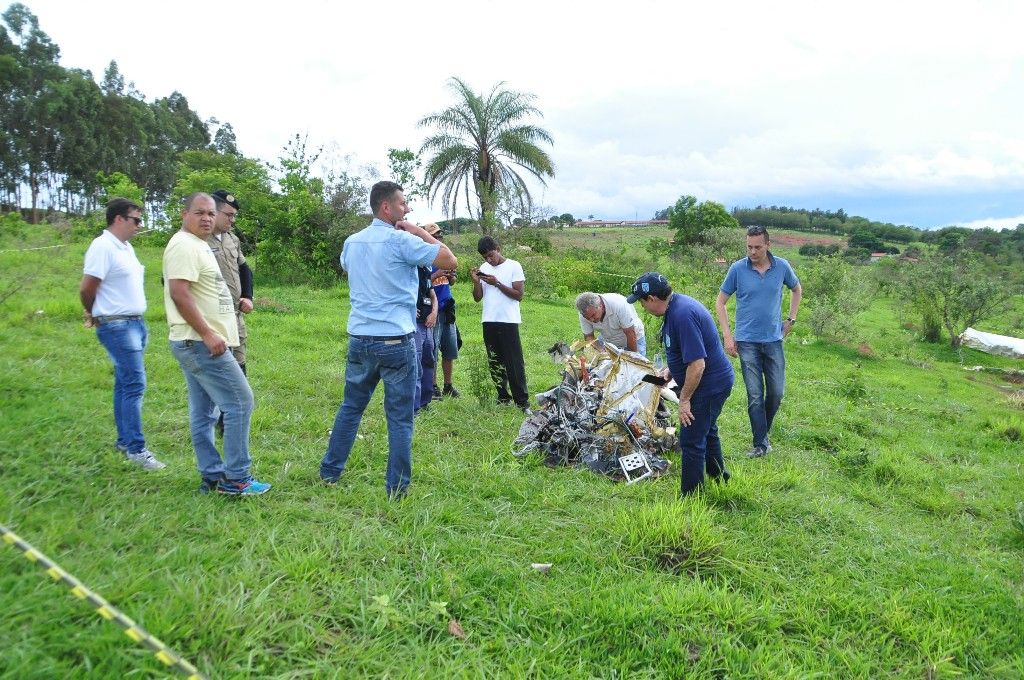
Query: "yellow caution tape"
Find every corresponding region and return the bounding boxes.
[0,522,208,680]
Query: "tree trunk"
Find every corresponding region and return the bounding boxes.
[29,172,39,225]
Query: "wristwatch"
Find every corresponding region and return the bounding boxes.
[786,317,797,324]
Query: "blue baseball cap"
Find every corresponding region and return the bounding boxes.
[626,272,671,303]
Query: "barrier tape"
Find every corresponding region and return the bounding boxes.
[1,523,207,680]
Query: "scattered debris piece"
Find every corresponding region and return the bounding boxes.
[960,328,1024,359]
[515,340,676,482]
[531,563,553,574]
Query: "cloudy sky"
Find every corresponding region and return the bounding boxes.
[21,0,1024,229]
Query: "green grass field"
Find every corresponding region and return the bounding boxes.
[1,232,1022,678]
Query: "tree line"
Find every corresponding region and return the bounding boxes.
[0,4,217,221]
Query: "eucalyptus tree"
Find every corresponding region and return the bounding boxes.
[418,77,554,234]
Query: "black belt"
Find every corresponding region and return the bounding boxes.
[349,332,414,341]
[94,315,143,325]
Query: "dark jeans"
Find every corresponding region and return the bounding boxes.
[679,386,732,496]
[96,318,148,454]
[736,340,786,449]
[482,322,529,408]
[414,323,435,411]
[321,335,416,495]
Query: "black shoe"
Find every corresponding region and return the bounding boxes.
[442,384,460,398]
[432,385,443,401]
[198,476,223,494]
[321,475,339,486]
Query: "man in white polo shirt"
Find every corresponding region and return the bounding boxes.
[79,198,166,471]
[575,291,647,355]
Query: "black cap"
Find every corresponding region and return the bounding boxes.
[211,190,240,211]
[626,272,671,303]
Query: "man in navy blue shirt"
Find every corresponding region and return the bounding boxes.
[628,272,734,496]
[715,226,802,459]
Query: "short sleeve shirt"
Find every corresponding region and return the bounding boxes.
[662,294,734,397]
[82,230,146,316]
[578,293,645,349]
[163,230,239,345]
[720,253,799,342]
[480,258,525,324]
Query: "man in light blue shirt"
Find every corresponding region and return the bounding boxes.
[320,181,457,498]
[716,226,802,458]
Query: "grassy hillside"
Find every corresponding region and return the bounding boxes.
[1,232,1022,678]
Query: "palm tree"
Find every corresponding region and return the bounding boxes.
[419,77,554,234]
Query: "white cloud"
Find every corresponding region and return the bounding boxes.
[957,215,1024,231]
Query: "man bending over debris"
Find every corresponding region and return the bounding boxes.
[575,291,647,355]
[628,272,734,496]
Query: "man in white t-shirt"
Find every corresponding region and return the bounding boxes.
[164,193,270,496]
[79,198,166,471]
[575,291,647,355]
[471,236,530,411]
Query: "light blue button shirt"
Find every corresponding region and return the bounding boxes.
[342,219,440,336]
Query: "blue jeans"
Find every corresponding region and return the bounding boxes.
[679,386,732,496]
[169,340,254,480]
[321,335,417,495]
[434,318,459,361]
[414,323,436,411]
[736,340,786,449]
[96,318,148,454]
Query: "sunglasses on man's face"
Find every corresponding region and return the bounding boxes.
[126,215,142,226]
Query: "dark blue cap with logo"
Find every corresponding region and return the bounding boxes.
[211,189,240,211]
[626,271,671,303]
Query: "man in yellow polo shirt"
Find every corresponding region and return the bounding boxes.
[163,193,270,496]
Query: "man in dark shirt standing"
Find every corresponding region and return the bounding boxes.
[628,272,735,496]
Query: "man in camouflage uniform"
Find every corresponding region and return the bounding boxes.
[208,190,254,373]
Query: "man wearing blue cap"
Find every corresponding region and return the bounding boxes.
[628,272,734,496]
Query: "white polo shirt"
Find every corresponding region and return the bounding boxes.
[82,229,146,316]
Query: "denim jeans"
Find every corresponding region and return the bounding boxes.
[679,386,732,496]
[433,318,459,361]
[169,340,254,480]
[96,318,148,454]
[414,323,436,411]
[736,340,786,449]
[321,335,416,495]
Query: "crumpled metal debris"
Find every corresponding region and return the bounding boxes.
[515,339,677,482]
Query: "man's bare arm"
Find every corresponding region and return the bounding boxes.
[715,291,736,357]
[168,279,227,356]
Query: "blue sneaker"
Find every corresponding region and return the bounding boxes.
[218,476,271,496]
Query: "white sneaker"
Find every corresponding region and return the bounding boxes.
[126,448,167,470]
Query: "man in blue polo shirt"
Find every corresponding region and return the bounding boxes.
[320,181,457,499]
[715,226,802,459]
[628,272,734,497]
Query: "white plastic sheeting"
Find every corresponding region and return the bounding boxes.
[959,327,1024,359]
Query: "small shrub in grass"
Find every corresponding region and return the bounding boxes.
[1007,391,1024,410]
[983,416,1023,442]
[1012,503,1024,538]
[840,363,867,403]
[465,346,493,407]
